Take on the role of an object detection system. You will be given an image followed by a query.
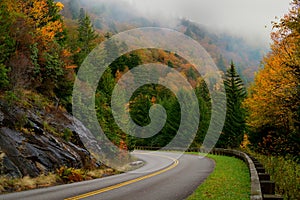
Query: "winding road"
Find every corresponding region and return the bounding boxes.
[0,151,215,200]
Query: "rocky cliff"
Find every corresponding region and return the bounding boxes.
[0,100,100,178]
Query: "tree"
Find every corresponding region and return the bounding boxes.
[244,0,300,157]
[191,79,211,147]
[217,61,246,148]
[0,0,74,96]
[74,8,98,66]
[0,0,15,90]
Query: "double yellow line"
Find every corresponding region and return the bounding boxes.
[65,153,179,200]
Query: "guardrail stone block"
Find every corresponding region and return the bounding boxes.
[263,194,283,200]
[256,167,266,173]
[258,173,270,181]
[260,180,275,194]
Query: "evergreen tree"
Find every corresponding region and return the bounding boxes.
[0,1,15,89]
[74,8,98,66]
[191,79,211,147]
[217,61,246,148]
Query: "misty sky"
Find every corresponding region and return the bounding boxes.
[121,0,291,47]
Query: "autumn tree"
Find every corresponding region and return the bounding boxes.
[217,61,246,148]
[244,0,300,157]
[1,0,74,98]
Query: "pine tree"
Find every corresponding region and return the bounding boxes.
[75,8,98,66]
[218,61,246,148]
[0,1,15,89]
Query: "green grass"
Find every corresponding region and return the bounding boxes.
[187,153,250,200]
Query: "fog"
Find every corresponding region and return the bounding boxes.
[120,0,291,47]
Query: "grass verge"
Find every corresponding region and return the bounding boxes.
[187,153,250,200]
[0,166,117,194]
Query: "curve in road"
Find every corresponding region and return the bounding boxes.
[0,151,215,200]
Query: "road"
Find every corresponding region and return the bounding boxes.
[0,151,215,200]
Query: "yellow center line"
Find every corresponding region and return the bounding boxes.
[65,153,179,200]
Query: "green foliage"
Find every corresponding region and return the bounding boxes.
[0,2,15,64]
[217,61,246,148]
[0,0,72,98]
[4,91,19,106]
[104,41,142,77]
[0,2,15,90]
[54,73,74,112]
[30,43,40,76]
[187,67,197,80]
[130,93,152,127]
[191,82,211,147]
[129,85,180,147]
[167,60,174,68]
[95,68,136,151]
[37,50,65,96]
[63,128,73,142]
[43,121,59,137]
[187,154,250,200]
[249,152,300,200]
[74,8,98,66]
[44,51,64,79]
[0,64,10,89]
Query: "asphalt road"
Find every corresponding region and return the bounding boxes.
[0,151,215,200]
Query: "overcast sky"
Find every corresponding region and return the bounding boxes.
[120,0,291,47]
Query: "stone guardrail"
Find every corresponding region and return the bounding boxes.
[134,147,283,200]
[206,148,263,200]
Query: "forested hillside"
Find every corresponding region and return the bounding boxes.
[0,0,298,197]
[59,0,265,84]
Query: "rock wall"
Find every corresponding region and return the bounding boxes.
[0,102,100,178]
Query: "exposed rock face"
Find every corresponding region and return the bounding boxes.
[0,102,100,178]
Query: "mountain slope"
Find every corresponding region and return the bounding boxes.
[59,0,266,84]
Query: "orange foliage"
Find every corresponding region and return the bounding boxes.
[14,0,65,49]
[244,0,299,133]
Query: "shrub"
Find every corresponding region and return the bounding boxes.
[4,91,18,105]
[56,166,84,183]
[250,152,300,200]
[0,64,10,89]
[62,128,73,142]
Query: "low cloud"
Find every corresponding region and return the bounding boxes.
[121,0,291,47]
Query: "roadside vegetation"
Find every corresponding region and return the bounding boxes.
[187,153,250,200]
[0,0,299,198]
[248,151,300,200]
[0,166,117,193]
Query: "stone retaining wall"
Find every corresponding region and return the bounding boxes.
[134,147,283,200]
[199,148,263,200]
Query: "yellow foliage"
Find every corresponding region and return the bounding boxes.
[244,1,300,133]
[13,0,65,48]
[56,2,64,11]
[240,134,250,148]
